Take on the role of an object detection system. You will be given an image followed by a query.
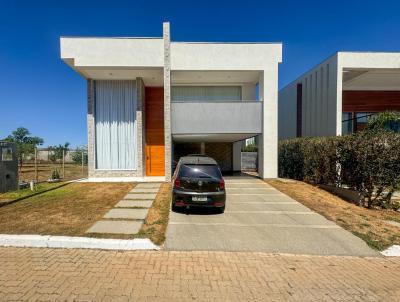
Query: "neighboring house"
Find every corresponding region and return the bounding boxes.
[60,22,282,181]
[279,52,400,139]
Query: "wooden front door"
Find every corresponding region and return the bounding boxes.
[145,87,165,176]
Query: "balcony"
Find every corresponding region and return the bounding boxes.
[171,101,262,142]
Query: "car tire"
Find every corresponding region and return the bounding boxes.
[171,202,178,212]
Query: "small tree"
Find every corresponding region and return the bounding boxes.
[71,147,88,165]
[3,127,44,172]
[48,142,70,163]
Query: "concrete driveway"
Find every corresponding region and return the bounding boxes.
[165,176,378,256]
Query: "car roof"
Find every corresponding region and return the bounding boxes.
[179,155,218,165]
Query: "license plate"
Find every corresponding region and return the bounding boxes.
[192,196,207,202]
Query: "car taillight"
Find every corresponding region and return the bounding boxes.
[219,179,225,190]
[174,178,181,188]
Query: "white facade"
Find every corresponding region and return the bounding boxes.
[60,23,282,180]
[278,52,400,139]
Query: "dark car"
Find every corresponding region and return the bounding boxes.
[171,155,226,213]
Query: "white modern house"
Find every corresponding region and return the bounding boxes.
[279,52,400,139]
[60,22,282,181]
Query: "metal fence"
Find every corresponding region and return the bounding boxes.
[19,148,88,183]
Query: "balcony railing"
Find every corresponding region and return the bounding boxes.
[171,101,262,135]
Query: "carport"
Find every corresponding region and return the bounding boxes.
[170,70,263,174]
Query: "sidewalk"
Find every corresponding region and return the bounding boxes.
[1,247,399,301]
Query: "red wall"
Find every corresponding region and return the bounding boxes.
[342,90,400,112]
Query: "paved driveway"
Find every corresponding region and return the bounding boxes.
[165,176,377,256]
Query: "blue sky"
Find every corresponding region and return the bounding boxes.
[1,0,399,147]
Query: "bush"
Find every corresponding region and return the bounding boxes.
[366,111,400,132]
[279,130,400,209]
[242,144,258,152]
[51,169,60,180]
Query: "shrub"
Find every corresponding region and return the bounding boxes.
[242,144,258,152]
[51,169,60,180]
[279,130,400,209]
[366,111,400,132]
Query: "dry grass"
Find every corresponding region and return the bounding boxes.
[19,163,88,182]
[139,183,172,245]
[0,183,133,236]
[87,183,172,243]
[266,179,400,250]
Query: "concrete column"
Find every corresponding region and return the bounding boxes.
[200,142,205,154]
[258,67,278,178]
[232,141,242,172]
[136,78,145,177]
[335,55,342,136]
[163,22,172,181]
[87,79,95,178]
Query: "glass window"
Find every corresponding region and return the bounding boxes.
[1,147,13,161]
[179,164,222,179]
[342,112,353,135]
[356,112,374,123]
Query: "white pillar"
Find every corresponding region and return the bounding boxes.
[232,141,242,172]
[258,67,278,178]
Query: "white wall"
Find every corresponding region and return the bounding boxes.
[60,37,164,67]
[278,81,297,139]
[171,43,282,70]
[258,66,279,178]
[278,54,339,139]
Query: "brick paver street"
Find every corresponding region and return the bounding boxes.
[0,247,399,301]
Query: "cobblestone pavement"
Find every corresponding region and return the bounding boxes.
[1,248,400,301]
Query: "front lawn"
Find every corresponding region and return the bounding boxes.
[266,179,400,250]
[0,183,134,236]
[0,182,68,205]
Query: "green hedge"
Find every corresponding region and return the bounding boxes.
[279,130,400,209]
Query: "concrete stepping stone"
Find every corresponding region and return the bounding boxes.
[135,183,162,189]
[124,193,157,200]
[104,208,148,220]
[130,187,159,193]
[115,200,153,208]
[86,220,142,235]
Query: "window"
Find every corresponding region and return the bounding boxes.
[95,80,137,170]
[179,164,222,179]
[342,112,353,135]
[171,86,242,102]
[1,147,13,161]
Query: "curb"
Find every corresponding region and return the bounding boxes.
[0,234,160,251]
[381,245,400,257]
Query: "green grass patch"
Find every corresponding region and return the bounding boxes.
[0,182,67,202]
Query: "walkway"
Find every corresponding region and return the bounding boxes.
[86,183,162,235]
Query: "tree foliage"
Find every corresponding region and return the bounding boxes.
[71,147,88,165]
[3,127,43,169]
[48,142,70,163]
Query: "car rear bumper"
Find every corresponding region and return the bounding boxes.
[172,189,226,207]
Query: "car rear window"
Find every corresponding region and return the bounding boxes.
[178,164,221,179]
